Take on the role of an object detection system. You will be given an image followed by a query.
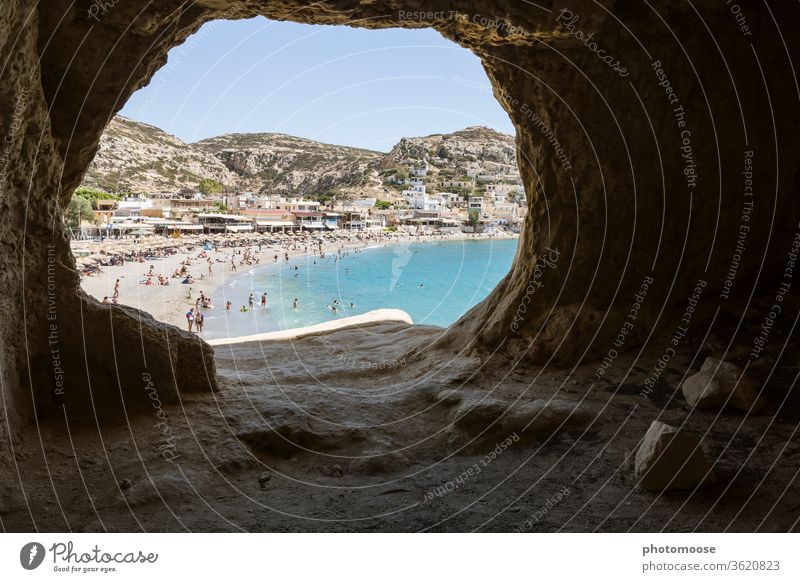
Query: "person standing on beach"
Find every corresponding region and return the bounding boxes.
[186,308,195,332]
[226,301,232,311]
[113,279,120,300]
[195,310,204,334]
[261,293,267,309]
[293,298,298,309]
[248,293,255,309]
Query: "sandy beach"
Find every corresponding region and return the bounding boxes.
[78,230,516,335]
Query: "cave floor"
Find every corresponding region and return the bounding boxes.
[3,321,800,533]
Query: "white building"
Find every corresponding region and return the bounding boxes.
[468,196,485,212]
[252,195,287,209]
[439,192,465,208]
[406,192,442,211]
[486,183,523,200]
[276,198,321,212]
[438,179,473,189]
[494,201,520,223]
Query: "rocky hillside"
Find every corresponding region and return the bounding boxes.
[82,117,238,193]
[81,117,519,197]
[384,126,518,177]
[194,132,383,197]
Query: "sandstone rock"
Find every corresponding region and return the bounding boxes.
[321,464,343,478]
[123,473,196,507]
[433,389,463,407]
[207,441,259,475]
[451,396,593,444]
[349,452,413,476]
[682,358,765,413]
[237,404,366,458]
[635,421,717,492]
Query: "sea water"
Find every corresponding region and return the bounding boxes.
[202,238,518,339]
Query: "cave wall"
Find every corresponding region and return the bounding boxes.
[444,1,800,364]
[1,0,798,450]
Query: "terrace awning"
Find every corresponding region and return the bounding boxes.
[110,223,155,232]
[168,224,203,230]
[256,221,295,227]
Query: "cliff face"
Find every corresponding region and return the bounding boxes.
[82,118,519,196]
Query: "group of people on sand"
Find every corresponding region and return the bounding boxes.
[101,278,122,304]
[185,307,204,333]
[185,290,214,333]
[87,230,487,333]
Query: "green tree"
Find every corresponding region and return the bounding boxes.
[310,188,339,205]
[467,208,481,229]
[65,193,94,228]
[73,186,119,209]
[374,199,392,210]
[198,178,223,195]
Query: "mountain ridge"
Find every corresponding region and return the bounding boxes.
[82,116,519,197]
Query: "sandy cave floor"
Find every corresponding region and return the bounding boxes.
[3,307,800,532]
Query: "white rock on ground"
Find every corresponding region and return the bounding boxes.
[682,357,765,413]
[635,421,717,492]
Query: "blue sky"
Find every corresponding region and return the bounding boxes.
[120,17,514,151]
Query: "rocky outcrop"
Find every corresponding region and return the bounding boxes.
[682,357,766,413]
[635,421,717,492]
[385,126,518,176]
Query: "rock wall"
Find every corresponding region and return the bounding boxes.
[1,0,798,453]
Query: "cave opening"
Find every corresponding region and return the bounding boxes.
[3,0,800,533]
[72,16,525,344]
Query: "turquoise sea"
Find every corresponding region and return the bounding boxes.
[202,238,518,339]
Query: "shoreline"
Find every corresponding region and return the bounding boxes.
[206,308,414,345]
[78,230,517,337]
